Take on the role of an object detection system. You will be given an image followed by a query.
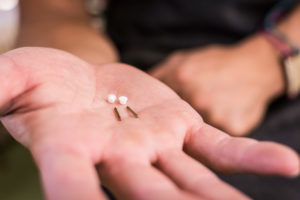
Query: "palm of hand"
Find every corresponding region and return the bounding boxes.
[0,48,298,200]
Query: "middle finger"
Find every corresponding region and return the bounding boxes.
[156,149,250,200]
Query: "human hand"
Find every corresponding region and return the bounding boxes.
[151,36,284,136]
[0,47,298,200]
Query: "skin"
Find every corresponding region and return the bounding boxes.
[7,0,299,199]
[151,36,284,136]
[18,0,118,64]
[151,4,300,136]
[0,47,299,200]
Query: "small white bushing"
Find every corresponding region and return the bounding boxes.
[107,94,117,103]
[119,96,128,105]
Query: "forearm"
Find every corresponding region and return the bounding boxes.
[279,3,300,47]
[17,0,118,64]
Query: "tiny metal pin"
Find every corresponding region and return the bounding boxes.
[114,107,122,121]
[126,106,139,118]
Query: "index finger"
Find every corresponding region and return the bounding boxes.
[32,146,107,200]
[184,124,300,176]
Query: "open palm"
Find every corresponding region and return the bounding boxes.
[0,47,298,200]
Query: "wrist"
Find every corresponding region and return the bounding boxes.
[240,35,286,99]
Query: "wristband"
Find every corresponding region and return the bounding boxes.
[262,0,300,98]
[262,30,300,98]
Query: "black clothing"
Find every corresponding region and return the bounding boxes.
[220,96,300,200]
[105,1,300,199]
[106,0,279,69]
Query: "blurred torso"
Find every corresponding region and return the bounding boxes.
[106,0,279,69]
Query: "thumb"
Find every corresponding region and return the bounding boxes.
[226,105,265,137]
[0,47,89,115]
[0,53,30,115]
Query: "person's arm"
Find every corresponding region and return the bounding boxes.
[1,47,299,200]
[151,3,300,136]
[279,4,300,47]
[18,0,118,64]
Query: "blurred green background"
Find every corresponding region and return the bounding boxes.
[0,125,43,200]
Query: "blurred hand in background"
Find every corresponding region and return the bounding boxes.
[151,36,285,136]
[151,3,300,136]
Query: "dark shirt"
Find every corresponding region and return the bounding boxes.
[106,0,279,69]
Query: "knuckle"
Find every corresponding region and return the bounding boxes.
[190,92,208,110]
[229,120,252,136]
[171,50,185,59]
[209,111,226,126]
[224,115,249,136]
[174,64,190,84]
